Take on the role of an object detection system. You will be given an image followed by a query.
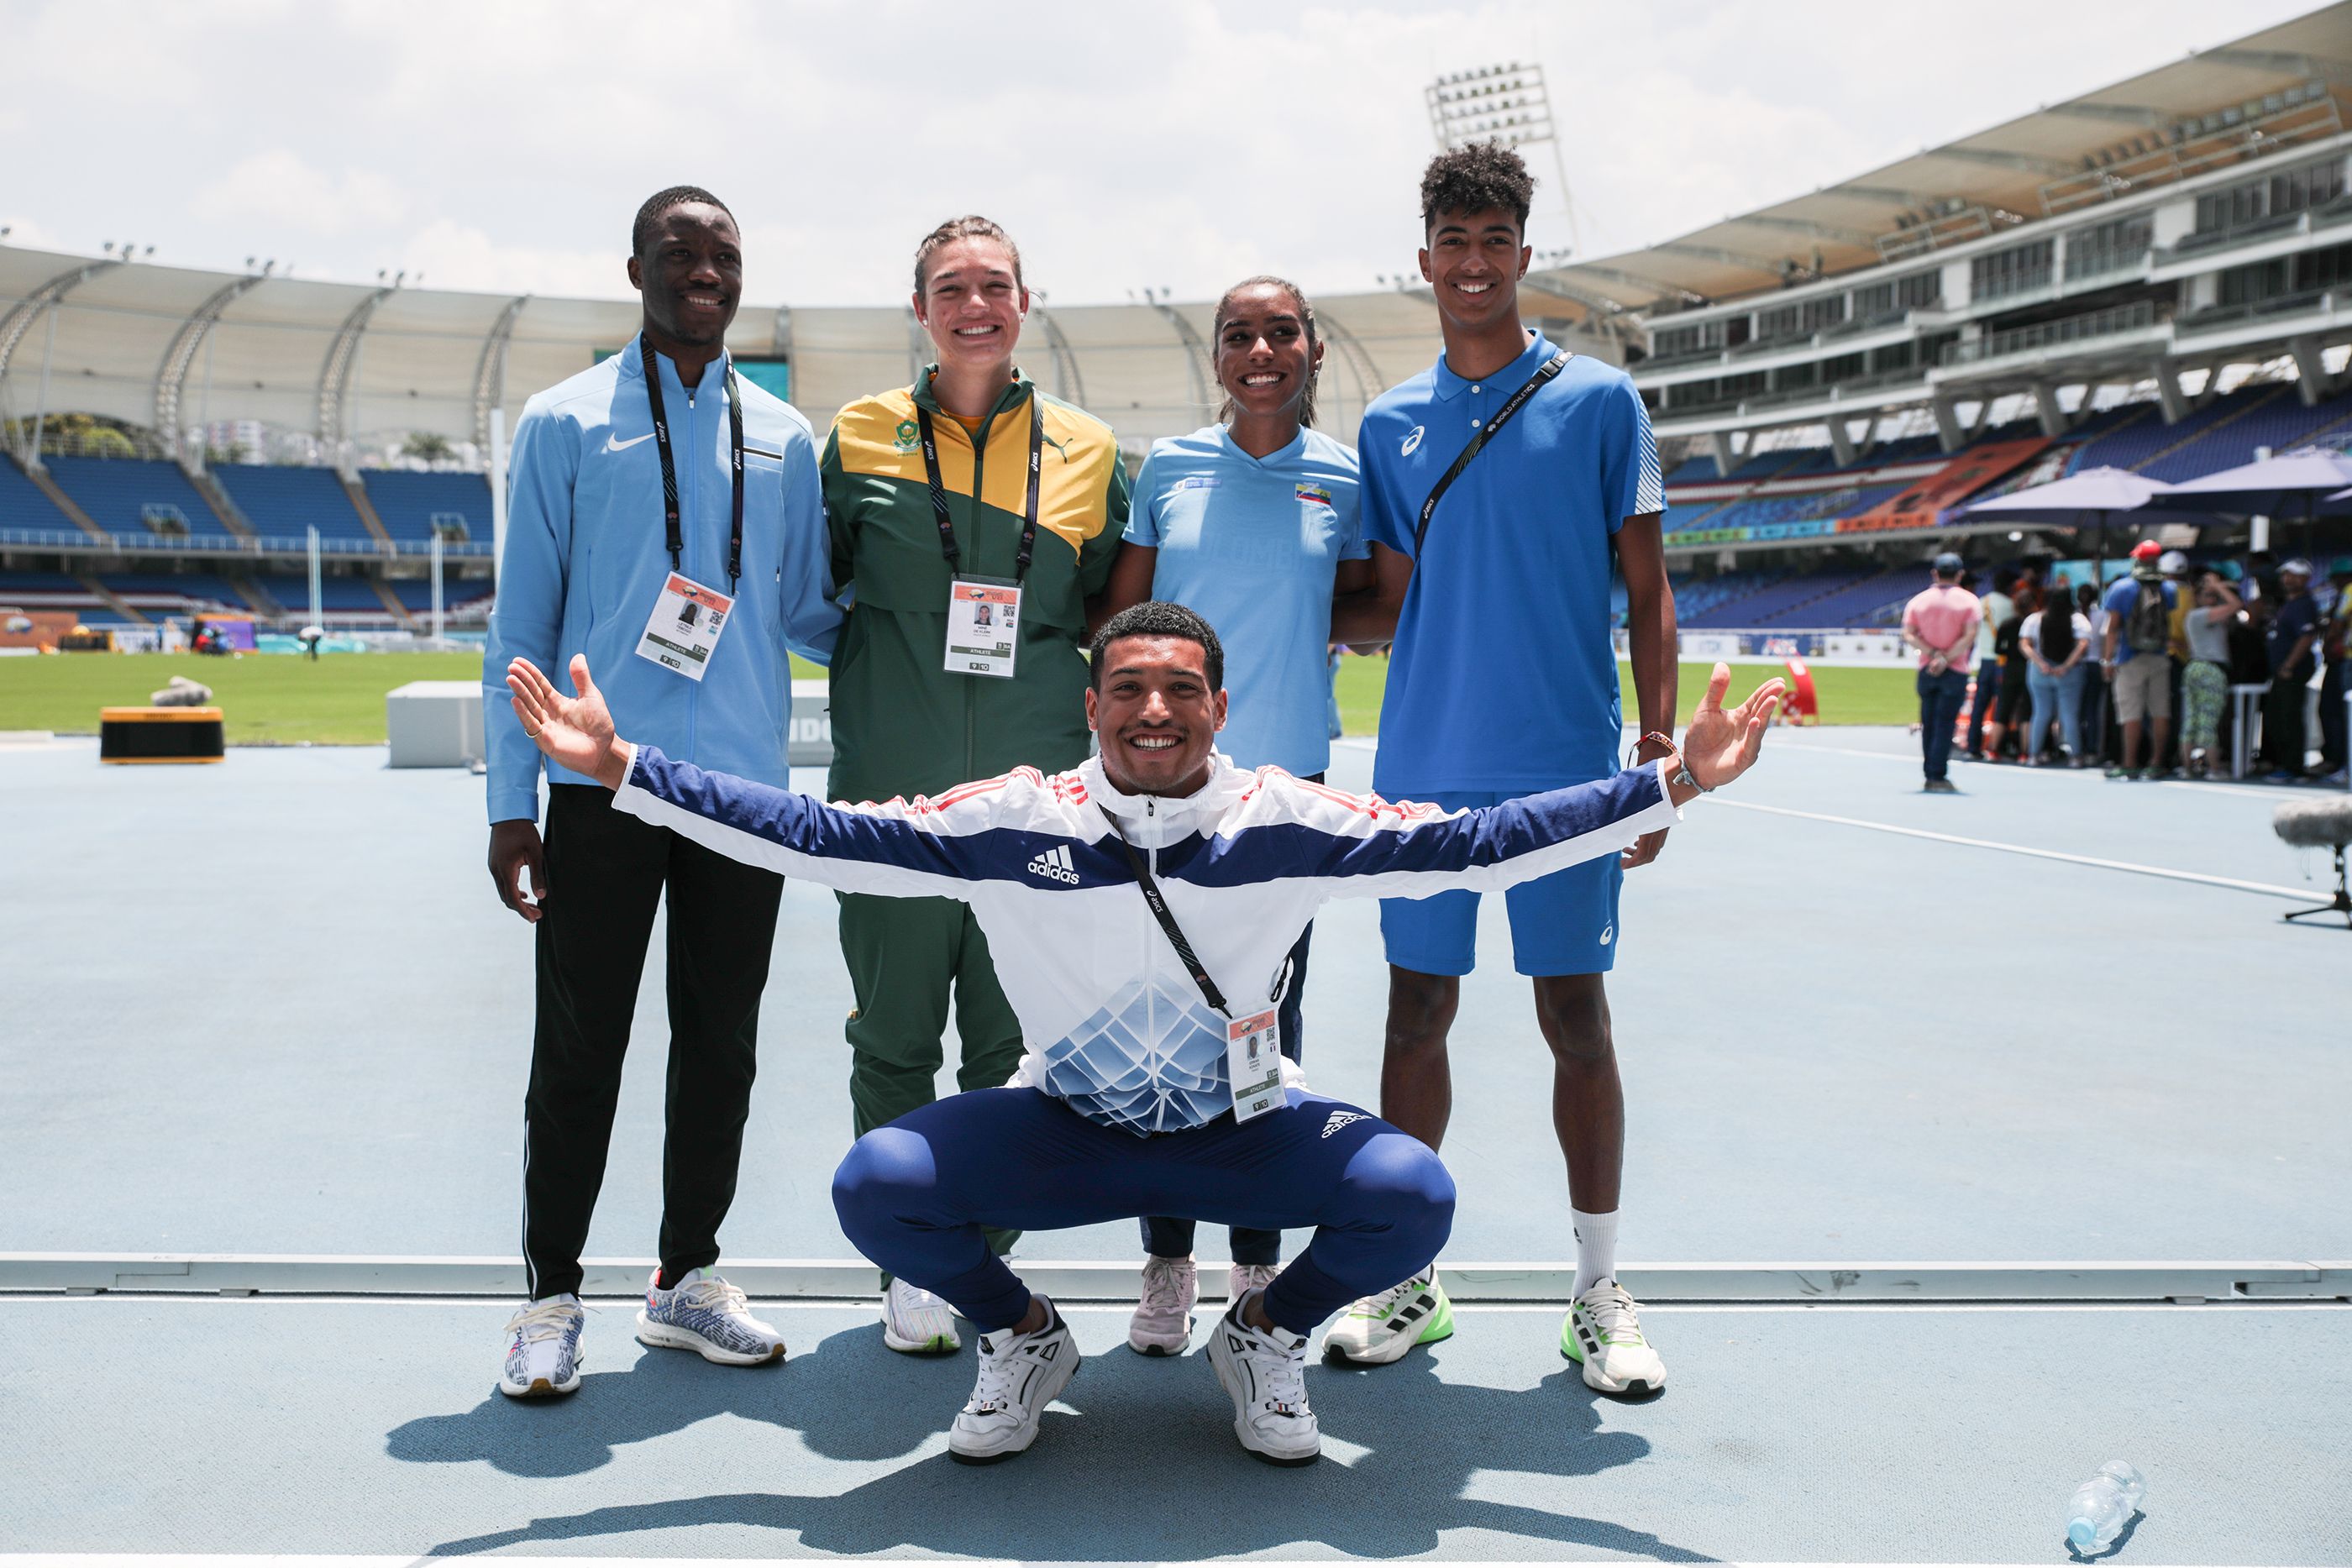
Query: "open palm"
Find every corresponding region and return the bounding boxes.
[1683,662,1786,789]
[506,654,622,785]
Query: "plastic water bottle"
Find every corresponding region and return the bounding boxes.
[2066,1460,2146,1552]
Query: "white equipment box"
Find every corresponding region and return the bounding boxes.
[386,678,830,769]
[386,680,485,768]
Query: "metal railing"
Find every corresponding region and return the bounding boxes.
[2040,87,2344,216]
[2172,288,2340,338]
[0,526,490,558]
[1939,302,2158,367]
[2166,197,2352,261]
[2064,245,2152,282]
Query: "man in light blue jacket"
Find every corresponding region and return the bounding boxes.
[482,185,840,1398]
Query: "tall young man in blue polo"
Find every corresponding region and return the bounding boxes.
[1331,144,1680,1395]
[483,186,842,1397]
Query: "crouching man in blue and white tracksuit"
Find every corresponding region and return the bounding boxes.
[501,601,1785,1467]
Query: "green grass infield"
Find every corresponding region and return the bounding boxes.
[2,649,1920,747]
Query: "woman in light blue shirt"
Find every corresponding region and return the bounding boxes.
[1100,275,1377,1353]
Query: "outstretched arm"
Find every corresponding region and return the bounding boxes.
[1312,663,1782,899]
[504,655,1001,901]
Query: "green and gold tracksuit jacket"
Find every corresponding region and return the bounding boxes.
[822,369,1130,805]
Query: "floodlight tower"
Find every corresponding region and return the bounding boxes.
[1424,61,1579,254]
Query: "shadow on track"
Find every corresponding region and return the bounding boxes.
[392,1325,1713,1560]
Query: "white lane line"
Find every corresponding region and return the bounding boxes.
[1713,799,2315,901]
[0,1559,2297,1568]
[3,1298,2341,1314]
[1773,741,2297,800]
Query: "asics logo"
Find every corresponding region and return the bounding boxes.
[1025,844,1079,884]
[604,431,655,454]
[1599,923,1614,946]
[1400,426,1424,456]
[1320,1109,1365,1139]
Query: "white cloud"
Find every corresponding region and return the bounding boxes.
[197,150,412,239]
[394,218,627,299]
[0,0,2328,301]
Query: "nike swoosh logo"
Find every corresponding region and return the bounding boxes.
[604,432,654,453]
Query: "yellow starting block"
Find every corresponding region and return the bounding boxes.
[99,706,225,764]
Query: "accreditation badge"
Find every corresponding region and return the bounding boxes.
[634,572,733,682]
[1225,1008,1284,1123]
[944,577,1021,679]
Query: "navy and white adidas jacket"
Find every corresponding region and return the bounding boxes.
[615,745,1680,1136]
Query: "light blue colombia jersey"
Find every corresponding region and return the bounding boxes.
[1126,424,1366,778]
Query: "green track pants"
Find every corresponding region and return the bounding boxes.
[838,890,1026,1260]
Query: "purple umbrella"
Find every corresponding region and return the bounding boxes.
[2163,448,2352,517]
[1957,467,2208,577]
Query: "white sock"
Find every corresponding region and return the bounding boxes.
[1571,1208,1619,1298]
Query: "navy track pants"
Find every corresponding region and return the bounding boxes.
[832,1087,1454,1336]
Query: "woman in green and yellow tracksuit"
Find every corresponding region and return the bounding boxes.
[822,214,1129,1350]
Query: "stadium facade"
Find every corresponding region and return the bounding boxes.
[3,4,2348,637]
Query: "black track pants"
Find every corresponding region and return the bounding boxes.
[522,784,784,1300]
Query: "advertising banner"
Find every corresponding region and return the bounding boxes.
[1838,438,2050,533]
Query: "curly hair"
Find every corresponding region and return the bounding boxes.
[914,214,1025,296]
[1420,141,1536,233]
[1089,600,1224,692]
[633,186,733,257]
[1213,275,1320,430]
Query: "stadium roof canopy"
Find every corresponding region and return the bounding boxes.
[1531,3,2352,316]
[0,249,1478,463]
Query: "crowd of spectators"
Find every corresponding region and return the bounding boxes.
[1957,548,2350,784]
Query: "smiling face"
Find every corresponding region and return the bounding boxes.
[1419,206,1528,334]
[627,201,741,352]
[1215,281,1321,429]
[915,235,1026,373]
[1085,634,1227,797]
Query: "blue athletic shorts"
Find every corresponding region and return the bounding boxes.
[1378,787,1625,978]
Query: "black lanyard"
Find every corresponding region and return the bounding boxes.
[1413,348,1572,554]
[917,391,1044,581]
[1099,805,1229,1017]
[640,336,745,591]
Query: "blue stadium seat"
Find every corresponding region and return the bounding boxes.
[252,574,395,611]
[0,569,91,595]
[0,459,78,534]
[99,573,248,609]
[44,458,234,541]
[360,470,491,544]
[212,464,374,545]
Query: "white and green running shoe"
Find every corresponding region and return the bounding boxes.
[1323,1269,1452,1364]
[881,1278,962,1355]
[1562,1280,1666,1395]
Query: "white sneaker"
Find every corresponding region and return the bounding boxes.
[1126,1256,1197,1356]
[1323,1268,1452,1365]
[633,1267,785,1365]
[950,1296,1081,1465]
[1228,1261,1283,1303]
[499,1295,585,1398]
[1562,1280,1667,1395]
[1205,1292,1319,1466]
[881,1278,962,1355]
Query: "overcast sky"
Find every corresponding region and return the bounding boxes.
[0,0,2323,307]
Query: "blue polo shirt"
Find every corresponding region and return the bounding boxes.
[1126,424,1365,776]
[1361,332,1662,794]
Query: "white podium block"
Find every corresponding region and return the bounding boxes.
[789,679,832,768]
[386,680,486,768]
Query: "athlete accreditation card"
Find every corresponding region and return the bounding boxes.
[1226,1008,1284,1122]
[634,572,732,682]
[944,577,1021,679]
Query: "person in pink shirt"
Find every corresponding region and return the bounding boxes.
[1901,553,1983,794]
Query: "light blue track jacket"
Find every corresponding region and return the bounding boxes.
[484,334,841,824]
